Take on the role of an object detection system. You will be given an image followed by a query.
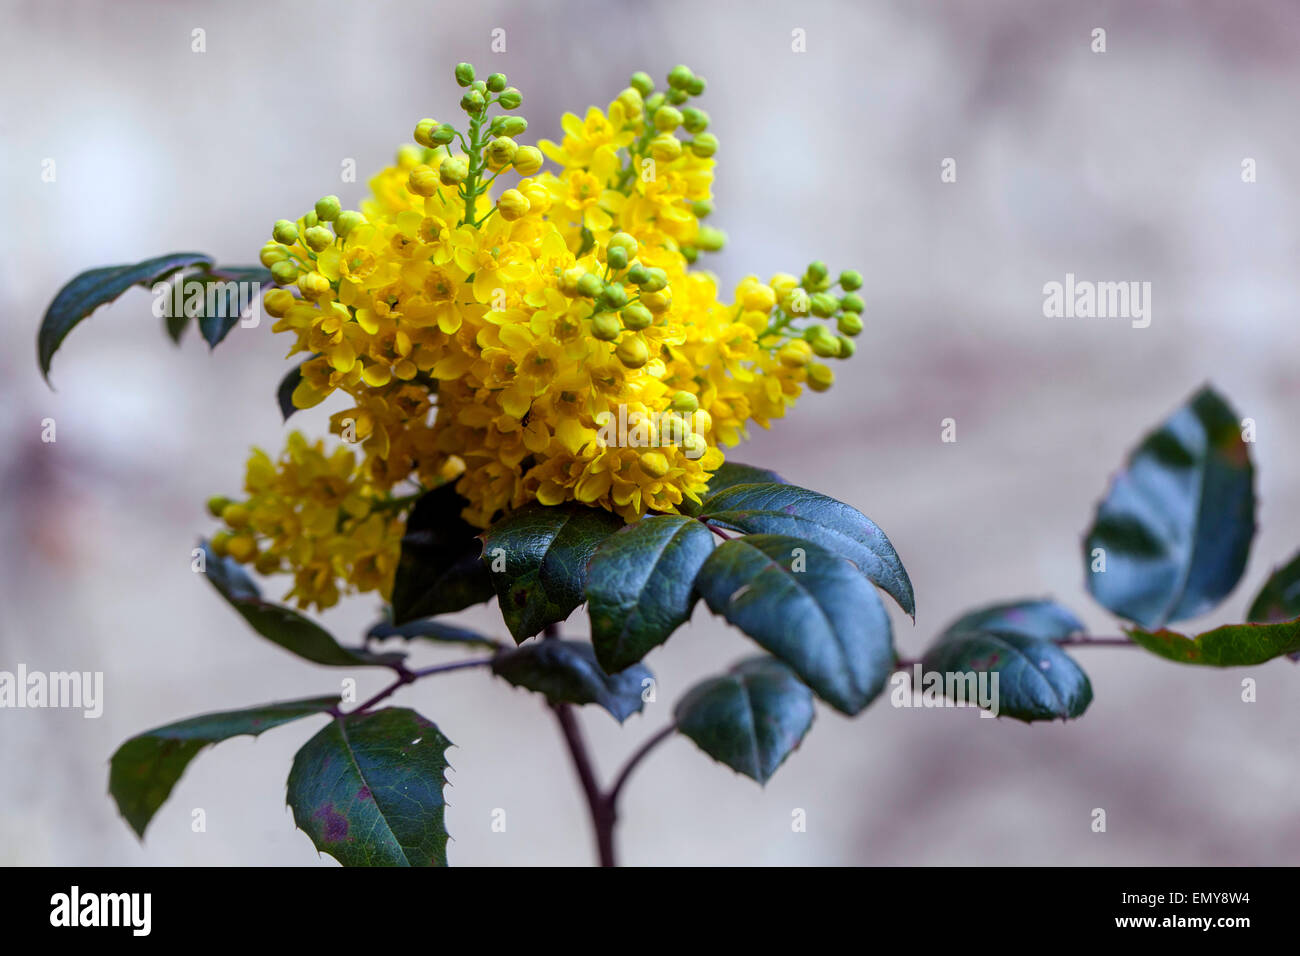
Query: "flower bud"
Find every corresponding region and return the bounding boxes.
[840,292,865,313]
[666,88,688,105]
[414,118,439,148]
[270,260,300,285]
[839,269,863,291]
[601,282,629,309]
[455,62,475,87]
[591,312,622,341]
[810,292,838,318]
[645,91,665,113]
[272,219,299,245]
[835,335,856,358]
[498,87,523,109]
[485,135,518,169]
[254,552,280,575]
[334,210,365,238]
[263,288,296,317]
[740,282,776,314]
[640,451,670,478]
[681,245,698,264]
[487,72,507,93]
[497,188,531,221]
[259,241,288,267]
[226,534,257,563]
[606,245,629,270]
[837,312,863,336]
[685,75,706,96]
[806,362,834,392]
[770,272,799,298]
[460,89,485,114]
[221,503,251,528]
[303,211,319,228]
[495,116,528,137]
[616,335,650,368]
[654,105,683,132]
[695,226,726,252]
[630,71,654,96]
[649,133,682,161]
[304,225,334,252]
[616,87,643,118]
[778,340,812,368]
[667,65,695,90]
[314,195,341,222]
[408,165,441,196]
[810,334,842,358]
[671,391,699,413]
[804,260,829,283]
[206,495,233,518]
[560,267,585,296]
[608,232,638,256]
[210,531,233,557]
[626,264,649,285]
[681,107,709,133]
[576,273,603,298]
[439,155,469,185]
[512,145,543,175]
[432,123,457,145]
[298,271,332,299]
[640,289,672,313]
[689,133,718,158]
[521,181,551,212]
[621,303,652,329]
[638,267,669,292]
[691,199,713,219]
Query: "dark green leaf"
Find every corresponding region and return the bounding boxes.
[367,618,498,648]
[201,542,402,667]
[491,639,651,721]
[39,252,213,382]
[110,696,337,838]
[193,266,273,348]
[919,629,1092,721]
[481,502,624,642]
[699,482,914,618]
[680,461,787,516]
[287,707,451,867]
[695,534,894,715]
[1127,620,1300,666]
[390,485,495,625]
[1247,551,1300,624]
[1084,386,1255,628]
[940,599,1085,643]
[586,515,715,672]
[164,309,189,344]
[674,656,814,784]
[278,360,308,422]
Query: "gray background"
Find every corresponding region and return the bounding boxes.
[3,0,1299,865]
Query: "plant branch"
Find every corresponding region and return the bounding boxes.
[606,723,675,810]
[332,656,496,717]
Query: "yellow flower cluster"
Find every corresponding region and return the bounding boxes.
[214,63,865,610]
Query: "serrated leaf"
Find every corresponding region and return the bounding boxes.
[390,485,495,625]
[366,618,498,648]
[287,707,451,866]
[919,628,1092,722]
[201,542,402,667]
[695,534,894,715]
[109,696,337,838]
[674,656,814,784]
[481,502,624,642]
[586,515,715,672]
[491,639,651,722]
[1084,386,1255,628]
[680,461,787,516]
[699,482,914,618]
[940,599,1085,643]
[1126,620,1300,666]
[39,252,213,382]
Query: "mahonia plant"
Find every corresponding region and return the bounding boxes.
[39,63,1300,866]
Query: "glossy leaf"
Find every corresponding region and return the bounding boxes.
[695,534,894,715]
[1127,620,1300,666]
[940,599,1085,643]
[201,542,402,667]
[110,696,337,838]
[586,515,715,672]
[481,502,624,642]
[287,707,451,867]
[277,360,308,421]
[367,618,499,648]
[1247,551,1300,624]
[194,266,273,348]
[680,461,787,516]
[491,639,652,722]
[39,252,213,382]
[675,656,814,784]
[164,309,189,344]
[390,485,495,625]
[1084,386,1255,628]
[699,482,914,618]
[920,628,1092,721]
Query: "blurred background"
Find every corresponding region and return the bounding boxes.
[3,0,1300,866]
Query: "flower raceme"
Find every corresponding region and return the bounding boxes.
[217,63,868,610]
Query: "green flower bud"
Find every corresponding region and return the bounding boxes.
[413,118,439,148]
[804,324,835,344]
[689,133,718,157]
[270,260,299,285]
[606,245,629,270]
[840,292,865,313]
[334,210,365,239]
[576,273,603,298]
[496,116,528,137]
[455,62,475,86]
[616,335,650,368]
[621,303,653,330]
[839,269,863,291]
[695,226,726,252]
[686,75,706,96]
[259,241,288,267]
[681,244,698,264]
[806,362,834,392]
[638,267,669,292]
[805,260,829,282]
[439,155,469,185]
[601,282,629,309]
[498,87,523,109]
[811,334,842,358]
[666,88,688,105]
[487,72,507,92]
[592,312,622,341]
[206,495,233,518]
[626,264,650,285]
[667,64,695,90]
[485,136,518,168]
[681,107,709,133]
[314,195,341,222]
[654,105,683,132]
[810,292,838,318]
[432,123,457,145]
[645,91,665,113]
[303,211,319,228]
[272,219,299,245]
[460,89,486,114]
[304,225,334,252]
[691,199,713,219]
[609,232,638,255]
[471,79,487,94]
[630,71,655,96]
[671,391,699,413]
[837,312,863,336]
[835,335,856,359]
